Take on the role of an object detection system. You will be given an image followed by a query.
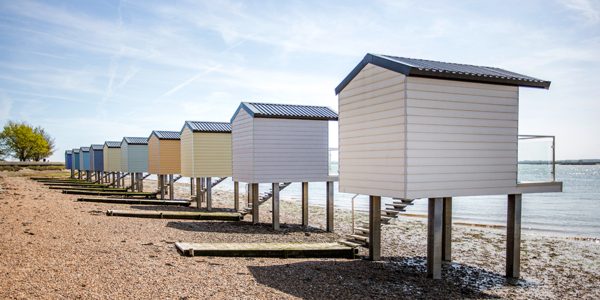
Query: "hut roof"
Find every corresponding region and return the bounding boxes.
[335,53,551,94]
[182,121,232,133]
[122,137,148,145]
[73,149,80,153]
[104,141,121,148]
[230,102,338,123]
[81,147,90,152]
[151,130,181,140]
[90,144,103,150]
[65,150,72,154]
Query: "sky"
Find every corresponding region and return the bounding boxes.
[0,0,599,162]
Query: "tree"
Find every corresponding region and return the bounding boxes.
[32,126,56,161]
[0,121,51,161]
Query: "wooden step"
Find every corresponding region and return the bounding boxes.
[382,209,402,215]
[355,227,369,234]
[339,240,362,248]
[349,234,368,242]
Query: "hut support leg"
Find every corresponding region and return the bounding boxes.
[206,177,212,212]
[234,181,239,211]
[442,197,452,262]
[139,173,144,192]
[190,178,194,196]
[272,182,280,230]
[427,198,443,279]
[369,195,381,261]
[302,182,309,227]
[70,169,74,179]
[169,175,174,200]
[326,181,334,232]
[195,178,202,209]
[251,183,259,224]
[132,173,137,192]
[116,172,121,188]
[507,194,522,279]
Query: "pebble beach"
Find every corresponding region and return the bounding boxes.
[1,171,599,299]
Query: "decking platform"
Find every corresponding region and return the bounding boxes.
[175,242,357,259]
[77,197,190,206]
[106,210,242,221]
[64,190,157,198]
[44,183,111,187]
[50,186,127,192]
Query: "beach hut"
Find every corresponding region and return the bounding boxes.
[103,141,123,188]
[148,131,181,200]
[121,137,149,192]
[80,147,91,181]
[65,150,73,178]
[231,102,338,230]
[89,144,104,183]
[72,148,81,179]
[334,53,563,279]
[180,121,232,210]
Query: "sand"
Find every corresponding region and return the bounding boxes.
[0,173,599,299]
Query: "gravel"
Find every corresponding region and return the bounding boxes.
[0,173,599,299]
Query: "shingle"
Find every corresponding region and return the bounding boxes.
[184,121,232,133]
[152,131,181,140]
[105,141,121,148]
[80,147,90,152]
[90,144,103,150]
[123,137,148,145]
[233,102,338,122]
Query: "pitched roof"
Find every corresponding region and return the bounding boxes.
[335,53,551,94]
[122,137,148,145]
[90,144,103,150]
[182,121,232,133]
[231,102,338,123]
[151,130,181,140]
[72,149,80,153]
[65,150,72,154]
[104,141,121,148]
[80,147,90,152]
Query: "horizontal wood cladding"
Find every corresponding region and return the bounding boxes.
[232,109,254,182]
[338,64,406,197]
[159,139,181,175]
[148,135,160,174]
[192,132,232,177]
[120,143,129,172]
[180,126,193,177]
[126,145,149,173]
[104,146,121,172]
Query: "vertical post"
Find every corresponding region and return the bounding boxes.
[139,173,144,192]
[507,194,522,278]
[442,197,452,262]
[369,195,381,261]
[159,175,165,200]
[427,198,443,279]
[71,169,74,179]
[116,172,121,188]
[251,183,259,224]
[302,182,309,227]
[234,181,239,211]
[169,174,174,200]
[206,177,212,212]
[195,178,202,209]
[131,173,136,192]
[326,181,334,232]
[272,182,280,230]
[190,178,195,196]
[199,178,204,204]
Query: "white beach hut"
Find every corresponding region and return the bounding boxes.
[335,53,563,279]
[121,137,149,192]
[231,102,338,230]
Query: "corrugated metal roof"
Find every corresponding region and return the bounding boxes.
[65,150,72,154]
[335,53,551,94]
[80,147,90,152]
[73,149,80,153]
[183,121,232,133]
[152,130,181,140]
[123,137,148,145]
[105,141,121,148]
[90,144,103,150]
[231,102,338,123]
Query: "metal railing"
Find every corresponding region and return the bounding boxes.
[518,135,555,182]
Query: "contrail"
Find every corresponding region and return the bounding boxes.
[161,64,221,98]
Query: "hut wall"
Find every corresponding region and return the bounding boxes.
[92,150,103,171]
[180,127,194,177]
[81,151,91,171]
[104,146,121,172]
[121,143,129,172]
[148,135,160,174]
[89,150,95,171]
[126,144,149,173]
[404,76,518,198]
[192,132,230,177]
[159,139,181,175]
[232,109,254,182]
[66,154,72,169]
[73,152,80,170]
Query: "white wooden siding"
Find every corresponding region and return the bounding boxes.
[232,109,254,182]
[338,64,406,197]
[127,144,149,173]
[180,126,194,177]
[121,142,129,172]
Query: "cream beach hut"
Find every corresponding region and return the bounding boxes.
[121,137,149,192]
[148,131,181,200]
[230,102,338,230]
[180,121,231,210]
[335,53,563,279]
[103,141,123,188]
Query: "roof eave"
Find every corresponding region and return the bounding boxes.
[335,53,412,95]
[409,69,551,89]
[253,114,338,121]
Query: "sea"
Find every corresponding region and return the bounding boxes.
[157,164,600,239]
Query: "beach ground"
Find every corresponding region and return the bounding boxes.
[0,172,599,299]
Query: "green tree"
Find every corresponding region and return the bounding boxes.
[32,126,56,161]
[0,121,50,161]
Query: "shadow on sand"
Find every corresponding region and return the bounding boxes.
[246,257,540,299]
[165,220,328,235]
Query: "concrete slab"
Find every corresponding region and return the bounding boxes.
[175,242,357,259]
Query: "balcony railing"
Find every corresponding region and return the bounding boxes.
[518,135,555,182]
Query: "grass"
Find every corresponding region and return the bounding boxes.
[0,165,65,172]
[8,172,70,177]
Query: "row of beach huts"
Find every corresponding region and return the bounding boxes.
[61,54,563,279]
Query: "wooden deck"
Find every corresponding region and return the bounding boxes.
[106,210,242,221]
[44,183,111,187]
[64,190,157,198]
[175,242,357,259]
[50,186,127,192]
[77,197,190,206]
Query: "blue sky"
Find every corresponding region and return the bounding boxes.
[0,0,599,161]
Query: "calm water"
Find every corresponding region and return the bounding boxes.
[158,164,600,238]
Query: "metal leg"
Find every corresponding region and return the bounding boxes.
[442,197,452,262]
[272,183,280,230]
[251,183,259,224]
[169,174,174,200]
[507,194,522,278]
[234,181,239,211]
[302,182,309,227]
[326,181,334,232]
[369,195,381,261]
[206,177,212,211]
[427,198,443,279]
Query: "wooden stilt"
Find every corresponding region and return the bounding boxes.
[427,198,443,279]
[369,195,381,261]
[234,181,239,211]
[302,182,309,227]
[251,183,259,224]
[196,178,202,209]
[272,182,280,230]
[326,181,334,232]
[442,197,452,262]
[507,194,522,278]
[206,177,212,211]
[139,173,144,192]
[169,174,174,200]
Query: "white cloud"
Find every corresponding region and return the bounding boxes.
[558,0,600,24]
